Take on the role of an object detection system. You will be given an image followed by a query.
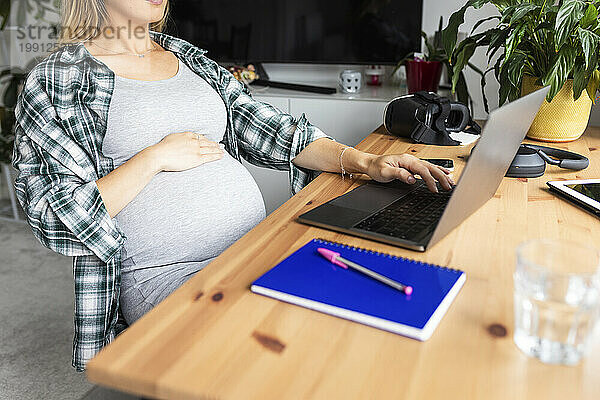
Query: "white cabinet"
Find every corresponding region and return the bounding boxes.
[289,98,387,146]
[244,87,403,214]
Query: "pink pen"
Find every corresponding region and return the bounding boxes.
[317,248,413,295]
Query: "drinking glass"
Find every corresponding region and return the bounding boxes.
[513,239,600,365]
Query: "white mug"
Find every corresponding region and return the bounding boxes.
[339,70,362,93]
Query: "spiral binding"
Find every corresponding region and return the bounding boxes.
[313,238,461,274]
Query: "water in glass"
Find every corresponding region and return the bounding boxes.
[513,240,600,365]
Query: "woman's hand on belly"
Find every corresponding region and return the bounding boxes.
[149,132,224,172]
[97,132,224,218]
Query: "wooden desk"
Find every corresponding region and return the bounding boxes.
[87,126,600,399]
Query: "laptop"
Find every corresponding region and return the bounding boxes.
[297,87,550,252]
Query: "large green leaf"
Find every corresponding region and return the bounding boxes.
[504,24,526,65]
[498,70,513,106]
[493,0,522,12]
[543,44,577,101]
[554,0,586,51]
[500,4,519,24]
[441,3,472,61]
[470,15,501,34]
[587,70,600,103]
[0,0,10,30]
[455,71,470,108]
[486,27,510,60]
[452,39,478,91]
[507,52,527,88]
[578,27,600,70]
[441,0,488,61]
[573,61,588,100]
[510,3,541,25]
[494,50,512,106]
[529,0,549,6]
[580,3,598,29]
[454,32,487,53]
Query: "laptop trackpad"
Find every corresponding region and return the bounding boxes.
[330,182,414,213]
[300,204,372,229]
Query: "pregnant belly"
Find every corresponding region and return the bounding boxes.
[115,153,266,268]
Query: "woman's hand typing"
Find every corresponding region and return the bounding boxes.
[364,153,454,193]
[292,138,454,193]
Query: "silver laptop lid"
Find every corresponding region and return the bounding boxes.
[428,87,550,248]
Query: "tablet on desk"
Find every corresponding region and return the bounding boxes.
[547,179,600,218]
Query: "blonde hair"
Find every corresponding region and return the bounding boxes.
[59,0,170,44]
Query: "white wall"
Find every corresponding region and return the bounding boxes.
[423,0,600,125]
[422,0,500,120]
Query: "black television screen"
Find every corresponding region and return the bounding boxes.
[168,0,423,64]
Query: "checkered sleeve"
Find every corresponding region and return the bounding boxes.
[218,66,333,195]
[71,254,118,372]
[12,69,124,263]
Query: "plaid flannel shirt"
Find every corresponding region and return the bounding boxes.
[12,32,330,371]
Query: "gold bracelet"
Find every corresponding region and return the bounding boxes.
[339,146,354,181]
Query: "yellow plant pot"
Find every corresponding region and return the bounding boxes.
[520,75,592,142]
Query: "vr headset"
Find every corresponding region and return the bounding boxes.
[384,91,588,177]
[383,91,481,146]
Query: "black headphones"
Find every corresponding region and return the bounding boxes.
[506,144,589,178]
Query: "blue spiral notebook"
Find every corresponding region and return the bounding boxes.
[251,239,466,340]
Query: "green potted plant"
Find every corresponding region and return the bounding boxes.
[0,0,60,165]
[441,0,600,142]
[401,30,447,93]
[395,17,485,107]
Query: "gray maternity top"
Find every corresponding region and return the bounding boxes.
[102,59,266,324]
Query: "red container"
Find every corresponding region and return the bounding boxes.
[406,59,443,93]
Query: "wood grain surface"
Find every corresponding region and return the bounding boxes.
[86,126,600,400]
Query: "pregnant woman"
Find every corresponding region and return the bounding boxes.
[12,0,452,371]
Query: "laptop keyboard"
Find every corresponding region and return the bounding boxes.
[353,184,452,241]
